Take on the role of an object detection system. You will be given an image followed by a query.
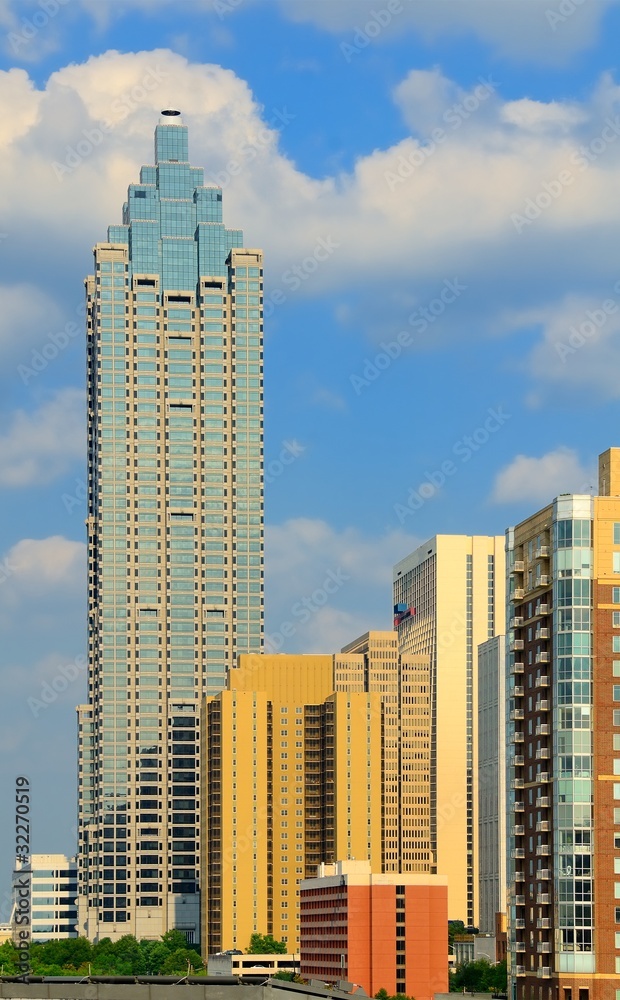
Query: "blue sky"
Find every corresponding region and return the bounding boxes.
[1,0,620,908]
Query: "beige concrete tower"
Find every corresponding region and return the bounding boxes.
[393,535,505,925]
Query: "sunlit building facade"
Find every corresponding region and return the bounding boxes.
[77,111,263,943]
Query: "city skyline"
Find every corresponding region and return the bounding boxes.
[3,0,620,919]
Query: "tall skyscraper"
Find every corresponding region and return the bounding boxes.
[506,448,620,1000]
[77,110,263,944]
[393,535,505,925]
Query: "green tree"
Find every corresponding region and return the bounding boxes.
[247,933,287,954]
[450,958,506,993]
[448,921,465,954]
[159,947,202,975]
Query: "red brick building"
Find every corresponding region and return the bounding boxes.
[299,860,448,1000]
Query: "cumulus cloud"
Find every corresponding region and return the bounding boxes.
[0,388,85,486]
[4,50,620,387]
[0,282,64,365]
[265,517,420,652]
[517,293,620,399]
[491,447,594,505]
[278,0,612,62]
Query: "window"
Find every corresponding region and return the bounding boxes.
[614,640,620,654]
[614,588,620,604]
[614,553,620,574]
[614,711,620,726]
[614,686,620,700]
[614,614,620,628]
[615,524,620,545]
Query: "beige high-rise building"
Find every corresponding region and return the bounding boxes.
[200,632,431,957]
[337,631,433,873]
[393,535,505,925]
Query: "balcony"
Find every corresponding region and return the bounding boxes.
[514,919,526,930]
[511,709,525,722]
[536,894,550,906]
[515,942,526,953]
[536,545,550,559]
[514,800,524,812]
[515,966,526,977]
[514,731,524,743]
[536,700,550,712]
[512,848,525,859]
[536,845,551,856]
[512,661,524,674]
[511,616,524,628]
[537,942,552,955]
[537,918,551,929]
[536,651,551,664]
[514,871,525,882]
[513,561,525,573]
[536,748,550,760]
[514,685,525,698]
[537,869,551,880]
[536,724,550,736]
[512,639,525,651]
[512,778,525,790]
[538,574,551,586]
[537,967,551,979]
[512,756,525,767]
[535,675,550,687]
[537,771,551,783]
[535,628,550,640]
[515,895,525,906]
[538,603,549,614]
[513,588,525,600]
[536,796,550,808]
[536,820,550,832]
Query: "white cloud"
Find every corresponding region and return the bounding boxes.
[4,51,620,390]
[491,447,594,505]
[278,0,612,61]
[0,388,85,486]
[265,517,419,652]
[0,282,64,364]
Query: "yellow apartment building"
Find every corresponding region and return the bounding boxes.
[200,634,431,957]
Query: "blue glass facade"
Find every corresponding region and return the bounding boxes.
[77,114,263,945]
